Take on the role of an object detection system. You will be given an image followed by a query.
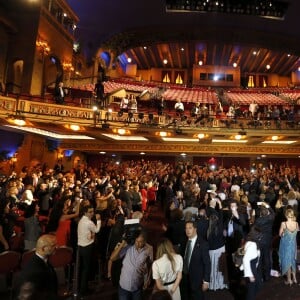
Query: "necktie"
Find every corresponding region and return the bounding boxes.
[183,240,192,274]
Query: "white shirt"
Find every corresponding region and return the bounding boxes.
[174,102,184,111]
[77,215,101,247]
[186,235,197,266]
[241,241,260,278]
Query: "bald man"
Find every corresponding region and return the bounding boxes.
[14,234,58,300]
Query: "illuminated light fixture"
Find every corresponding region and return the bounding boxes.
[198,60,203,66]
[143,46,147,49]
[287,54,291,57]
[63,13,67,17]
[62,61,74,72]
[198,133,205,139]
[261,154,267,158]
[180,153,187,156]
[5,125,94,139]
[162,137,199,142]
[36,37,50,55]
[101,133,148,141]
[99,151,106,154]
[262,140,296,144]
[7,116,26,126]
[213,75,219,81]
[92,105,98,111]
[266,64,271,70]
[235,134,242,140]
[298,67,300,72]
[108,108,113,113]
[212,139,248,143]
[253,51,257,55]
[180,47,184,51]
[271,135,279,141]
[140,152,146,155]
[163,59,168,65]
[159,131,168,137]
[69,124,80,131]
[127,57,132,63]
[233,62,237,68]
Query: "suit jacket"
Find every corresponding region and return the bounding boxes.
[187,236,211,290]
[14,254,58,300]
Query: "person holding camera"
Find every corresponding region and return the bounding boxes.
[110,229,153,300]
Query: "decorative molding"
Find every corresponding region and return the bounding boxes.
[59,142,300,156]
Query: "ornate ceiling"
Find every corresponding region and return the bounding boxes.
[67,0,300,76]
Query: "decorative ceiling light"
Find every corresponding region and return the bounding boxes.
[271,135,279,141]
[163,59,168,65]
[235,134,242,140]
[253,51,257,55]
[266,64,271,69]
[127,57,132,63]
[140,152,146,155]
[99,151,106,154]
[180,153,187,156]
[69,124,80,131]
[198,133,205,139]
[7,116,26,126]
[180,47,184,51]
[233,62,237,68]
[159,131,167,137]
[198,60,203,66]
[117,128,126,135]
[143,46,147,50]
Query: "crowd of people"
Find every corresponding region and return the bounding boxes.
[0,158,299,299]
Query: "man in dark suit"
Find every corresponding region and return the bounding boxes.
[54,81,65,104]
[181,220,211,300]
[14,234,58,300]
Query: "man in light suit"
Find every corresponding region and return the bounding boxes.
[180,221,211,300]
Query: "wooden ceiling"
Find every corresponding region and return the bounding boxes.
[119,41,299,76]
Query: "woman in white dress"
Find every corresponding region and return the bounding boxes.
[152,238,183,300]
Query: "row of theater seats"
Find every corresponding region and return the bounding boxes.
[0,247,73,298]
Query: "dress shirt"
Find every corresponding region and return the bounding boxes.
[185,234,197,268]
[77,215,101,247]
[119,243,153,292]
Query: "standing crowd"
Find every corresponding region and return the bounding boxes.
[0,159,299,300]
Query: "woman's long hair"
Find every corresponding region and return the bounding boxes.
[207,214,219,239]
[156,238,176,272]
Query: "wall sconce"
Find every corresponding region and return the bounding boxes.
[62,61,75,72]
[57,151,64,159]
[36,38,51,55]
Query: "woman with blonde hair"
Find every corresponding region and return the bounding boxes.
[278,207,299,285]
[152,238,183,300]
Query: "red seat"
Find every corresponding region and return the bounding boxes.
[20,249,35,269]
[49,246,73,292]
[0,251,21,295]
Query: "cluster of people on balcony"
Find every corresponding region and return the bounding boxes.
[0,159,299,299]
